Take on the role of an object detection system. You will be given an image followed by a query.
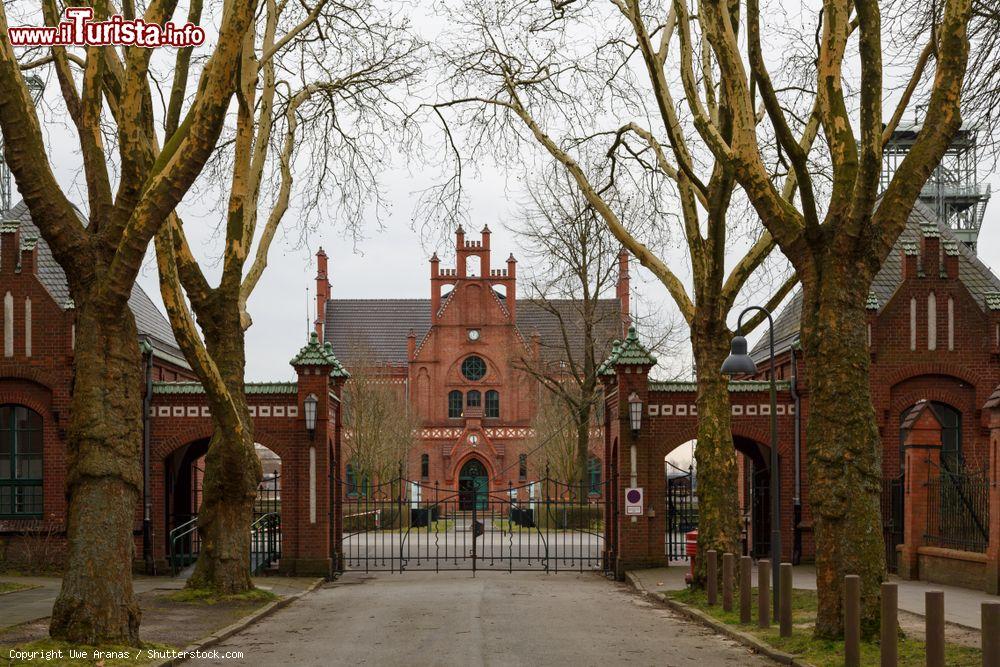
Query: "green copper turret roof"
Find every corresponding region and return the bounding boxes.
[598,326,656,375]
[290,332,351,378]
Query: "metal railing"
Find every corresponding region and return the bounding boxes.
[924,461,989,553]
[168,516,200,576]
[250,512,282,574]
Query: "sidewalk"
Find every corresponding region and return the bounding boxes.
[0,574,312,628]
[629,562,1000,630]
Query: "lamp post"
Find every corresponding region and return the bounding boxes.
[721,306,780,616]
[304,393,318,439]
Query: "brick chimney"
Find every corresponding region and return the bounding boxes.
[920,222,940,277]
[942,240,960,279]
[1,221,20,274]
[314,248,330,338]
[19,237,37,275]
[901,241,920,280]
[617,249,631,333]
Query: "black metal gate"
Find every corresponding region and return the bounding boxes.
[881,472,904,573]
[665,463,697,560]
[340,476,608,573]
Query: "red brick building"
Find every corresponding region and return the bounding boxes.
[316,226,627,500]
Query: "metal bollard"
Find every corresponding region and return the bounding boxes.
[925,590,944,667]
[983,602,1000,667]
[779,563,793,637]
[722,553,734,612]
[758,559,771,628]
[740,555,752,623]
[844,575,860,667]
[881,582,897,667]
[707,550,718,606]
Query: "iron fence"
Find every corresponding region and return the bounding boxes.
[924,462,989,553]
[881,473,904,573]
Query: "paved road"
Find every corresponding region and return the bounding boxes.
[190,571,773,666]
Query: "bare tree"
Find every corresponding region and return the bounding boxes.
[342,343,419,487]
[154,0,421,593]
[421,0,798,587]
[0,0,257,643]
[530,389,595,487]
[512,172,623,498]
[672,0,972,637]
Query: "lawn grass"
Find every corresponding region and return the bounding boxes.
[667,587,981,666]
[0,581,35,595]
[5,639,174,666]
[164,586,278,605]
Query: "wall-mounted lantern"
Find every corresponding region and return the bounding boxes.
[628,392,642,436]
[304,393,318,438]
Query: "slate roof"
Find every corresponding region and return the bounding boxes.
[597,325,656,375]
[2,200,188,366]
[324,296,623,367]
[290,332,350,377]
[751,200,1000,361]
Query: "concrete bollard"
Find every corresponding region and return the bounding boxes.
[740,555,752,624]
[722,553,734,612]
[881,582,897,667]
[844,575,860,667]
[758,559,771,628]
[984,602,1000,667]
[925,590,944,667]
[707,550,718,606]
[779,563,793,637]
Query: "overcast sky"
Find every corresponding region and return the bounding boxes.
[7,1,1000,384]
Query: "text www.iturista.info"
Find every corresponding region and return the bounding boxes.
[6,7,205,48]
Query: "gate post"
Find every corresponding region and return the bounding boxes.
[284,333,350,578]
[985,388,1000,593]
[898,400,943,581]
[599,326,665,578]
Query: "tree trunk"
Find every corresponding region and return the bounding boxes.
[50,302,143,645]
[800,265,885,639]
[690,333,741,587]
[186,304,262,594]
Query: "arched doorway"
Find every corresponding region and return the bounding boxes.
[734,436,772,558]
[458,458,488,511]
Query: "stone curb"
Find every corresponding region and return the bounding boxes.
[625,572,811,667]
[154,578,325,666]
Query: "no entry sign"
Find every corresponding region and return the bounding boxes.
[625,487,643,515]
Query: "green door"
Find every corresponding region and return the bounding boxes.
[459,459,489,511]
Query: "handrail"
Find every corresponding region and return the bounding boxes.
[250,512,282,574]
[168,516,199,576]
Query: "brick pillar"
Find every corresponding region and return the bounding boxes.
[284,333,349,578]
[604,326,664,578]
[898,400,943,581]
[986,389,1000,593]
[330,374,347,573]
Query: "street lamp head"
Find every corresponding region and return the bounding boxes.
[720,335,758,376]
[303,393,318,437]
[627,392,642,435]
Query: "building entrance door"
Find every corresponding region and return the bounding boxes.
[458,459,488,511]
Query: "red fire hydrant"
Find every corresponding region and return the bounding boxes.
[684,530,698,585]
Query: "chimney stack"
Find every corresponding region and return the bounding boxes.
[617,249,631,333]
[314,247,330,338]
[1,221,20,274]
[921,223,940,277]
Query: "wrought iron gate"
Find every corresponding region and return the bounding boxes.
[881,472,904,573]
[665,463,697,560]
[340,476,609,573]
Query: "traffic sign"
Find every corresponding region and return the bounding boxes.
[625,487,643,515]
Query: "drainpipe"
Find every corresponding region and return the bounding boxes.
[790,341,802,565]
[141,339,154,574]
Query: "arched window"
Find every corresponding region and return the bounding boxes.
[421,453,429,479]
[588,457,602,495]
[461,356,487,381]
[0,405,43,517]
[448,390,463,418]
[467,390,482,408]
[485,390,500,418]
[519,453,528,481]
